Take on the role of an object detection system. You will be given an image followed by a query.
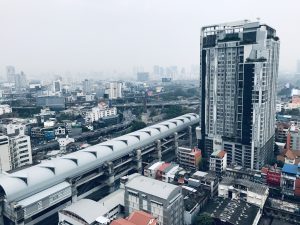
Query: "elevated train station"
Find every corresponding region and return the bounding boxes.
[0,113,199,225]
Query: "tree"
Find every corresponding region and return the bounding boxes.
[130,120,146,132]
[193,213,214,225]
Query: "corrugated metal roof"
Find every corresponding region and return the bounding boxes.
[282,164,298,175]
[0,113,199,202]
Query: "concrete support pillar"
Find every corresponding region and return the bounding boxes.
[156,140,162,161]
[136,149,142,174]
[174,132,179,157]
[71,185,78,202]
[188,126,193,148]
[0,198,4,225]
[107,161,115,193]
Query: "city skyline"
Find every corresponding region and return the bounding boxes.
[0,0,299,78]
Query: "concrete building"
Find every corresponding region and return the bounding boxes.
[281,163,300,196]
[59,189,124,225]
[286,124,300,151]
[199,20,280,169]
[0,105,12,116]
[82,79,91,94]
[209,149,227,175]
[123,173,183,225]
[106,82,122,99]
[6,66,16,83]
[84,103,117,124]
[0,121,26,136]
[202,197,261,225]
[0,134,32,172]
[177,146,202,171]
[53,80,62,93]
[218,177,269,209]
[187,171,218,197]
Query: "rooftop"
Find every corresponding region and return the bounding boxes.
[125,173,181,200]
[282,163,300,175]
[111,211,158,225]
[202,197,260,225]
[220,177,268,195]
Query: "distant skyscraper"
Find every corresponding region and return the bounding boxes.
[53,80,62,93]
[6,66,15,83]
[199,20,280,169]
[137,72,149,82]
[106,81,123,99]
[82,79,91,94]
[14,71,27,91]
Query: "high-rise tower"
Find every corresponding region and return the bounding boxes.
[199,20,280,169]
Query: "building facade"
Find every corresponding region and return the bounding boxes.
[124,173,183,225]
[177,146,202,171]
[199,20,280,169]
[0,134,32,172]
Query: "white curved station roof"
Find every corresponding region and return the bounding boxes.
[0,113,199,202]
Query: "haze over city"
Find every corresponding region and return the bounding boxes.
[0,0,299,79]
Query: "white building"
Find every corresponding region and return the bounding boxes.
[59,188,124,225]
[0,134,32,172]
[0,104,12,115]
[106,82,122,99]
[84,103,117,124]
[218,177,269,209]
[0,122,26,136]
[58,137,75,152]
[209,150,227,175]
[199,21,280,169]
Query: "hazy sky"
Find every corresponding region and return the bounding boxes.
[0,0,299,78]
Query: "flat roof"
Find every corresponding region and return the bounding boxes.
[220,177,268,195]
[202,197,260,225]
[125,173,181,200]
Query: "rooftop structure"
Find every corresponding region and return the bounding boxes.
[202,197,261,225]
[59,188,124,225]
[219,177,269,208]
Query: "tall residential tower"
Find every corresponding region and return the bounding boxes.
[199,20,280,169]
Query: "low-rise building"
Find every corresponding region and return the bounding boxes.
[281,163,300,196]
[277,149,300,165]
[182,185,209,225]
[0,134,32,172]
[123,173,183,225]
[209,149,227,176]
[187,171,218,197]
[177,146,202,171]
[218,177,269,209]
[201,197,261,225]
[286,123,300,151]
[84,103,117,124]
[59,188,125,225]
[0,104,12,115]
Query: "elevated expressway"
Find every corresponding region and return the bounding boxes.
[0,113,199,225]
